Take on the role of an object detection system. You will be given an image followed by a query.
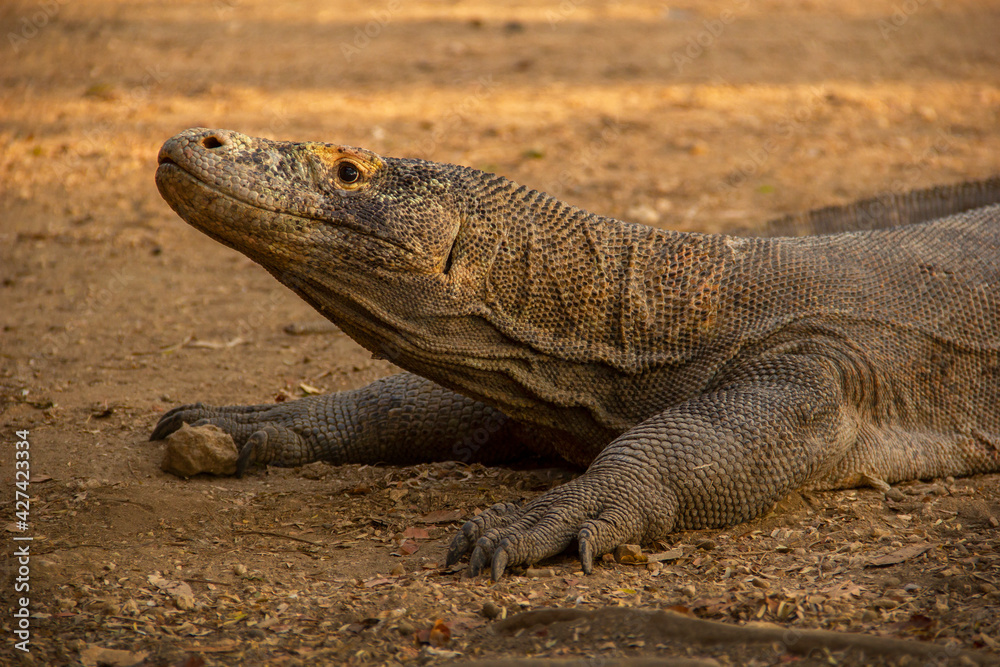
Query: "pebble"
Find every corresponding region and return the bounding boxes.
[614,544,647,565]
[233,563,248,577]
[626,204,660,226]
[481,601,502,620]
[161,424,238,477]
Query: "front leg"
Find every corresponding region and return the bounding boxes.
[150,372,526,474]
[448,356,857,579]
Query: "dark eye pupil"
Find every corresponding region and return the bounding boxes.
[338,162,359,183]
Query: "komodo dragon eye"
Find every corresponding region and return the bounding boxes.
[337,161,360,184]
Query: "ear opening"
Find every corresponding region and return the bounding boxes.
[442,234,457,275]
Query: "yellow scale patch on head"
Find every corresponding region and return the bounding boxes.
[306,144,385,190]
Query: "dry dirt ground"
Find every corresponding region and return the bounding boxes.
[2,0,1000,665]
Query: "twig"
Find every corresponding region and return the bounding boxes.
[235,530,322,546]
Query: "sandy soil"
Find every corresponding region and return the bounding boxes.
[2,0,1000,664]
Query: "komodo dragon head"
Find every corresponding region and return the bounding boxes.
[156,127,510,363]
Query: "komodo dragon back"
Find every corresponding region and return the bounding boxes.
[151,127,1000,580]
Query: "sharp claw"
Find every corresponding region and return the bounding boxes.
[490,548,509,582]
[150,415,179,441]
[446,532,470,567]
[469,543,489,577]
[150,403,209,440]
[236,431,264,478]
[579,536,594,575]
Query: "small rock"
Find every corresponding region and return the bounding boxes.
[872,598,898,610]
[122,599,140,615]
[233,563,248,577]
[861,609,879,622]
[935,595,950,614]
[903,583,921,593]
[749,576,769,590]
[681,584,697,598]
[775,545,791,553]
[614,544,647,565]
[989,516,999,528]
[91,598,119,616]
[696,539,716,551]
[175,594,195,611]
[626,204,660,226]
[390,564,406,577]
[525,567,556,577]
[79,645,148,667]
[161,424,238,477]
[396,619,416,635]
[481,601,502,620]
[34,558,59,577]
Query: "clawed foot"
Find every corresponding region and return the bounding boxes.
[150,401,317,476]
[446,471,675,580]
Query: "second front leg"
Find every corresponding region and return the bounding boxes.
[150,372,528,474]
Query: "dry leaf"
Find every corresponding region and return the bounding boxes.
[649,547,684,562]
[866,542,932,567]
[419,509,463,524]
[402,526,430,540]
[429,619,451,646]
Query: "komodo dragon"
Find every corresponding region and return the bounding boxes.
[151,127,1000,580]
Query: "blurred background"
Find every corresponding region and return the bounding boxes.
[3,0,999,237]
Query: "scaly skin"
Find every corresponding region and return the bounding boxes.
[151,128,1000,579]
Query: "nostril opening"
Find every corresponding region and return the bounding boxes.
[201,135,223,149]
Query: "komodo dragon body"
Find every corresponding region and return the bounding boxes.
[152,128,1000,579]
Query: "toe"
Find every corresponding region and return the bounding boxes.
[490,548,509,582]
[235,424,308,476]
[445,502,522,567]
[150,404,207,440]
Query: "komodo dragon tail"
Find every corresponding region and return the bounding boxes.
[745,175,1000,237]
